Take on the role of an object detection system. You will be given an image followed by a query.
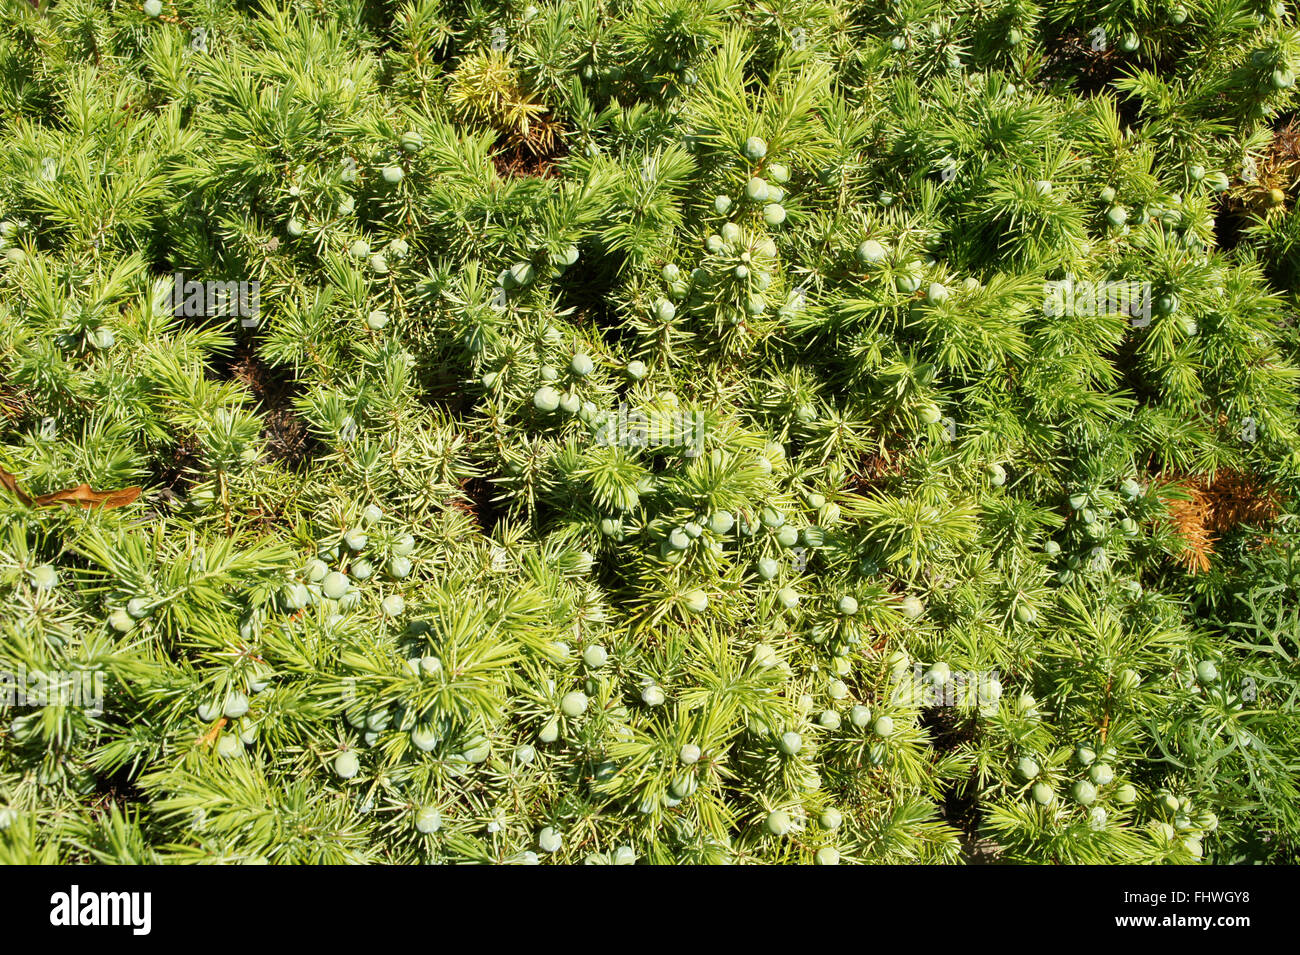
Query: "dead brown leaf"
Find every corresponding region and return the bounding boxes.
[0,467,140,510]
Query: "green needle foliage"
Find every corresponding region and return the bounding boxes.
[0,0,1297,865]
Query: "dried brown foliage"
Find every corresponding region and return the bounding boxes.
[1231,119,1300,215]
[1158,469,1283,573]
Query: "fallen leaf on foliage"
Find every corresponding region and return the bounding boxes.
[0,467,141,510]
